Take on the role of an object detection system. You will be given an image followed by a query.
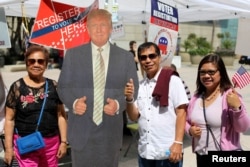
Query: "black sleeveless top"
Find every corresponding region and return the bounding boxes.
[6,78,62,137]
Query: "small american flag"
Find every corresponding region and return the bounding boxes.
[232,66,250,89]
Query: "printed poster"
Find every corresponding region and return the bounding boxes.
[30,0,98,50]
[111,22,125,39]
[148,0,179,67]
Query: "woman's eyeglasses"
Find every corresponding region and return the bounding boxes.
[139,53,158,61]
[199,70,218,76]
[27,59,46,65]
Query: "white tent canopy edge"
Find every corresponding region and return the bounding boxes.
[1,0,250,24]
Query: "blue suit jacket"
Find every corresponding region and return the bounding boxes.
[57,42,139,151]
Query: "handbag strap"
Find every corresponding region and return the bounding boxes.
[35,79,48,131]
[202,94,221,150]
[15,80,48,134]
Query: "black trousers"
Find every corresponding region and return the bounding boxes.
[196,153,210,167]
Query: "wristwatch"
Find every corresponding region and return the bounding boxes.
[61,141,68,145]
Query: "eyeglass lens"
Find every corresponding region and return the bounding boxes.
[139,53,158,61]
[27,59,45,65]
[199,70,218,76]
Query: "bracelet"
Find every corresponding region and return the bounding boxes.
[174,141,183,145]
[233,105,241,111]
[61,141,68,145]
[126,97,134,104]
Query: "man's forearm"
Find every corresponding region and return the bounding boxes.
[175,107,187,142]
[126,102,139,121]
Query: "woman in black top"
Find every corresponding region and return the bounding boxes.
[4,45,67,167]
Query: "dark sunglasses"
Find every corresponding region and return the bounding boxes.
[199,69,218,76]
[27,59,46,65]
[139,53,158,61]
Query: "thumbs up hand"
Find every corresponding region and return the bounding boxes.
[226,89,241,111]
[124,78,134,101]
[74,96,87,115]
[104,98,118,116]
[189,122,202,137]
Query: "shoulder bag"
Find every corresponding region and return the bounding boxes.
[16,80,48,155]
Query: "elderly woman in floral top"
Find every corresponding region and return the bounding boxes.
[4,45,67,167]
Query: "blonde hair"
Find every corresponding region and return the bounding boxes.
[86,9,112,26]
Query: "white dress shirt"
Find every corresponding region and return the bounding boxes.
[135,68,189,160]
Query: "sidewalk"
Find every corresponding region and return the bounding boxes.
[1,59,250,167]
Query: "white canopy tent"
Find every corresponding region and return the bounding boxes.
[1,0,250,24]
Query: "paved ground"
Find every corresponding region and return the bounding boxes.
[1,59,250,167]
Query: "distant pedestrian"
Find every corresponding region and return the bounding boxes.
[58,49,64,69]
[129,41,139,71]
[167,64,191,101]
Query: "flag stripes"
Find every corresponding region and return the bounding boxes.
[232,66,250,89]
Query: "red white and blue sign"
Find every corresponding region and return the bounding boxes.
[30,0,98,50]
[148,0,179,67]
[150,0,178,31]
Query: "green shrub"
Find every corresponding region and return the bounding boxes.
[187,36,212,56]
[189,48,211,56]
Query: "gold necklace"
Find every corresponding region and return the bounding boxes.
[205,89,220,101]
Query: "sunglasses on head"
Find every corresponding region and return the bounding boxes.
[139,53,158,61]
[199,69,218,76]
[27,59,46,65]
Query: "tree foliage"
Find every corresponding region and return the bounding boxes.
[6,16,34,64]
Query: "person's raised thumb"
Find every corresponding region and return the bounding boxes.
[79,96,87,103]
[129,78,134,85]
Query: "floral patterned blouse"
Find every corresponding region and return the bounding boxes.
[6,78,62,137]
